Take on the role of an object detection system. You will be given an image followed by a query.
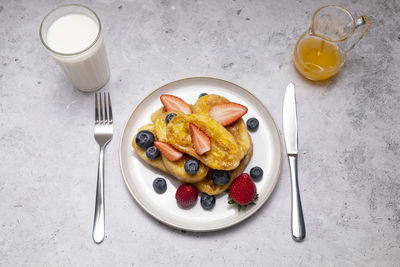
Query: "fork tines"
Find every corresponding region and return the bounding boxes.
[95,92,113,125]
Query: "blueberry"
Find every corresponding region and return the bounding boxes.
[201,193,216,210]
[246,117,259,131]
[184,159,199,175]
[165,113,177,124]
[250,166,263,180]
[212,170,230,186]
[146,145,160,160]
[135,130,155,149]
[153,177,167,193]
[198,93,208,99]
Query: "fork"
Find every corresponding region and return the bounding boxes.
[93,92,113,244]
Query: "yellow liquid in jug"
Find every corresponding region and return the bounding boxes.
[294,37,344,80]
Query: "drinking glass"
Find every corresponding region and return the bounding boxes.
[40,4,110,92]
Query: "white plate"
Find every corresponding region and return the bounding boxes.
[119,77,282,232]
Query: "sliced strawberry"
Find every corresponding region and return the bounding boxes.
[160,94,192,114]
[154,141,183,162]
[209,102,248,126]
[189,123,211,156]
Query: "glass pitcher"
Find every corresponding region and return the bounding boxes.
[294,5,370,81]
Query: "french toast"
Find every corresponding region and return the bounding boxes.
[150,107,165,124]
[193,94,251,160]
[191,94,253,195]
[132,124,168,173]
[154,110,181,143]
[162,154,208,183]
[132,93,255,200]
[132,107,208,183]
[195,140,253,195]
[151,108,209,183]
[165,114,242,170]
[133,123,209,183]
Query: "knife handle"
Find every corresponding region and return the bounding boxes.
[288,155,305,242]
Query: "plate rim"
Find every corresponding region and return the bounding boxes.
[119,76,283,232]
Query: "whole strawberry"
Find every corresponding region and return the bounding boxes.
[175,184,198,208]
[229,173,258,210]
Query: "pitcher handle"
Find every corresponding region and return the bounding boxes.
[345,15,370,52]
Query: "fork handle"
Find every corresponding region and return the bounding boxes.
[93,147,105,244]
[288,155,306,242]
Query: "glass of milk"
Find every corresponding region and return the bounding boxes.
[40,4,110,92]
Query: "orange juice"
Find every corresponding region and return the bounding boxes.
[294,36,344,80]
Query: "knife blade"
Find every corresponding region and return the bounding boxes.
[283,82,298,155]
[283,82,305,242]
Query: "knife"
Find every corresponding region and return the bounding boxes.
[283,82,306,242]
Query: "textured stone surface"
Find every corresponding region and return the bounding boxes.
[0,0,399,266]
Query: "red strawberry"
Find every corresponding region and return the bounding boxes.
[160,94,192,114]
[189,123,211,155]
[229,173,258,210]
[209,102,248,126]
[154,141,183,162]
[175,184,198,208]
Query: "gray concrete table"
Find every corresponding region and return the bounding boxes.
[1,0,399,266]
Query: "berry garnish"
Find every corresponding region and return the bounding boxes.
[146,145,160,160]
[153,177,167,193]
[154,141,183,162]
[212,170,231,186]
[135,130,155,149]
[160,94,192,114]
[189,123,211,155]
[175,184,198,208]
[228,173,258,210]
[250,166,263,181]
[209,102,248,126]
[246,117,259,131]
[200,193,216,210]
[184,158,199,175]
[198,93,208,98]
[165,113,177,124]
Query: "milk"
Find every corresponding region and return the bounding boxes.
[41,7,110,92]
[47,14,98,54]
